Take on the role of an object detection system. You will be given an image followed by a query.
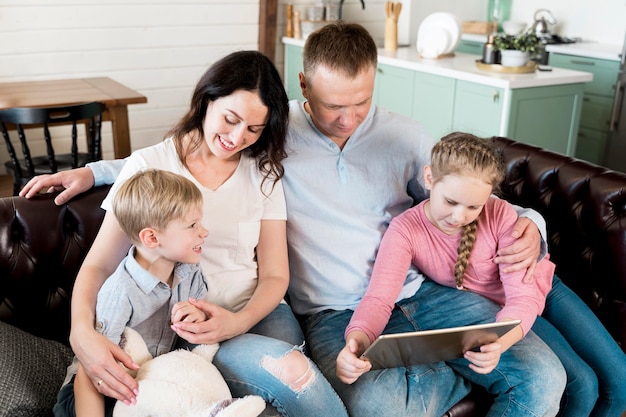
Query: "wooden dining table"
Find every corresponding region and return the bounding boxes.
[0,77,147,158]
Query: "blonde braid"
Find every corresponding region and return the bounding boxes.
[454,220,478,289]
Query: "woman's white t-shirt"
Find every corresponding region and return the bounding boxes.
[102,138,287,312]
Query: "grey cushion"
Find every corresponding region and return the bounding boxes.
[0,321,73,417]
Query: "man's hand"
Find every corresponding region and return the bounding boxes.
[494,217,540,283]
[19,167,95,205]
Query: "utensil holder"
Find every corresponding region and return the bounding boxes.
[384,17,398,50]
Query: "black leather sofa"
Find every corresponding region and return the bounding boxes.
[1,137,624,417]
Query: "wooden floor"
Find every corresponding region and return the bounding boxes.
[0,175,14,198]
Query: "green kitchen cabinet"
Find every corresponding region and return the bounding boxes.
[374,63,415,117]
[453,80,504,138]
[550,53,619,163]
[412,72,455,139]
[507,83,585,156]
[284,43,305,101]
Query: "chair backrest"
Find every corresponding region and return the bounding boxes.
[0,102,104,194]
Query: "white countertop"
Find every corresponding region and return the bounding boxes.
[545,42,622,61]
[283,37,593,89]
[459,34,622,61]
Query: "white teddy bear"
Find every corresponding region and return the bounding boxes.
[112,327,266,417]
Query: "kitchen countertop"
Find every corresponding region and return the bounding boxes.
[545,42,622,61]
[283,37,593,89]
[460,34,622,61]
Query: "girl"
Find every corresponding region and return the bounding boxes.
[337,132,626,416]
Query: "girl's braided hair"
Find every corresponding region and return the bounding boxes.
[430,132,505,289]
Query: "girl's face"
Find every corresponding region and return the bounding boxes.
[203,89,269,160]
[157,203,208,265]
[423,166,493,236]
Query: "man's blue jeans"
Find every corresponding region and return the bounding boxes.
[532,276,626,417]
[303,280,566,417]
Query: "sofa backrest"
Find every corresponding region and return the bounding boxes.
[493,137,626,351]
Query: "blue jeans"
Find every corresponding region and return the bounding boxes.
[532,276,626,417]
[213,303,348,417]
[302,280,566,417]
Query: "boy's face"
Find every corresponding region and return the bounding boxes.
[156,203,208,265]
[299,64,376,147]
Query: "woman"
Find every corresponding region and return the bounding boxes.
[60,50,347,417]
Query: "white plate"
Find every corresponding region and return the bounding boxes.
[417,12,461,58]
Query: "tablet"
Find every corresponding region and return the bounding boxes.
[361,319,521,369]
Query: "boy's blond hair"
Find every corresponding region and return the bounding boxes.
[113,169,203,244]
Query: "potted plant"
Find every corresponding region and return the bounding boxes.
[493,31,540,66]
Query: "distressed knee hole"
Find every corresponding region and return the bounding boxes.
[261,350,315,392]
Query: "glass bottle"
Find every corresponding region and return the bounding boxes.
[482,34,499,64]
[487,0,511,32]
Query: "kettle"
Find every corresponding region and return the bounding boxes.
[531,9,556,38]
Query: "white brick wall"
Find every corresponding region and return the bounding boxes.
[0,0,260,167]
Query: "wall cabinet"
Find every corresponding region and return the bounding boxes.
[284,42,586,157]
[549,53,620,163]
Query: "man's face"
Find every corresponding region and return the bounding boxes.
[299,64,376,146]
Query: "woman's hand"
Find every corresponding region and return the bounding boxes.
[463,342,502,374]
[70,326,140,403]
[336,331,372,384]
[170,298,246,344]
[495,217,541,283]
[19,167,95,205]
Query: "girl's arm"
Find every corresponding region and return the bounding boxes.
[69,212,138,403]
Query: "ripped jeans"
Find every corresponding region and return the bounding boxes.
[212,303,348,417]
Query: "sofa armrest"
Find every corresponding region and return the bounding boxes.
[0,185,111,344]
[492,137,626,351]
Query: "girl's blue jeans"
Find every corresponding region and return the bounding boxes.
[302,279,567,417]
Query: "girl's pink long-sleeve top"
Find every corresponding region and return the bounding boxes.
[347,198,555,342]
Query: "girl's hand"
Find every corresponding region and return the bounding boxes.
[336,331,372,384]
[171,300,207,324]
[170,298,245,344]
[463,342,502,374]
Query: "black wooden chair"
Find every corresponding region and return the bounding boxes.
[0,102,105,195]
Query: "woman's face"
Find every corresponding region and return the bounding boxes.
[203,89,269,160]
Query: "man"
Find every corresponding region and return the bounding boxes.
[21,22,564,417]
